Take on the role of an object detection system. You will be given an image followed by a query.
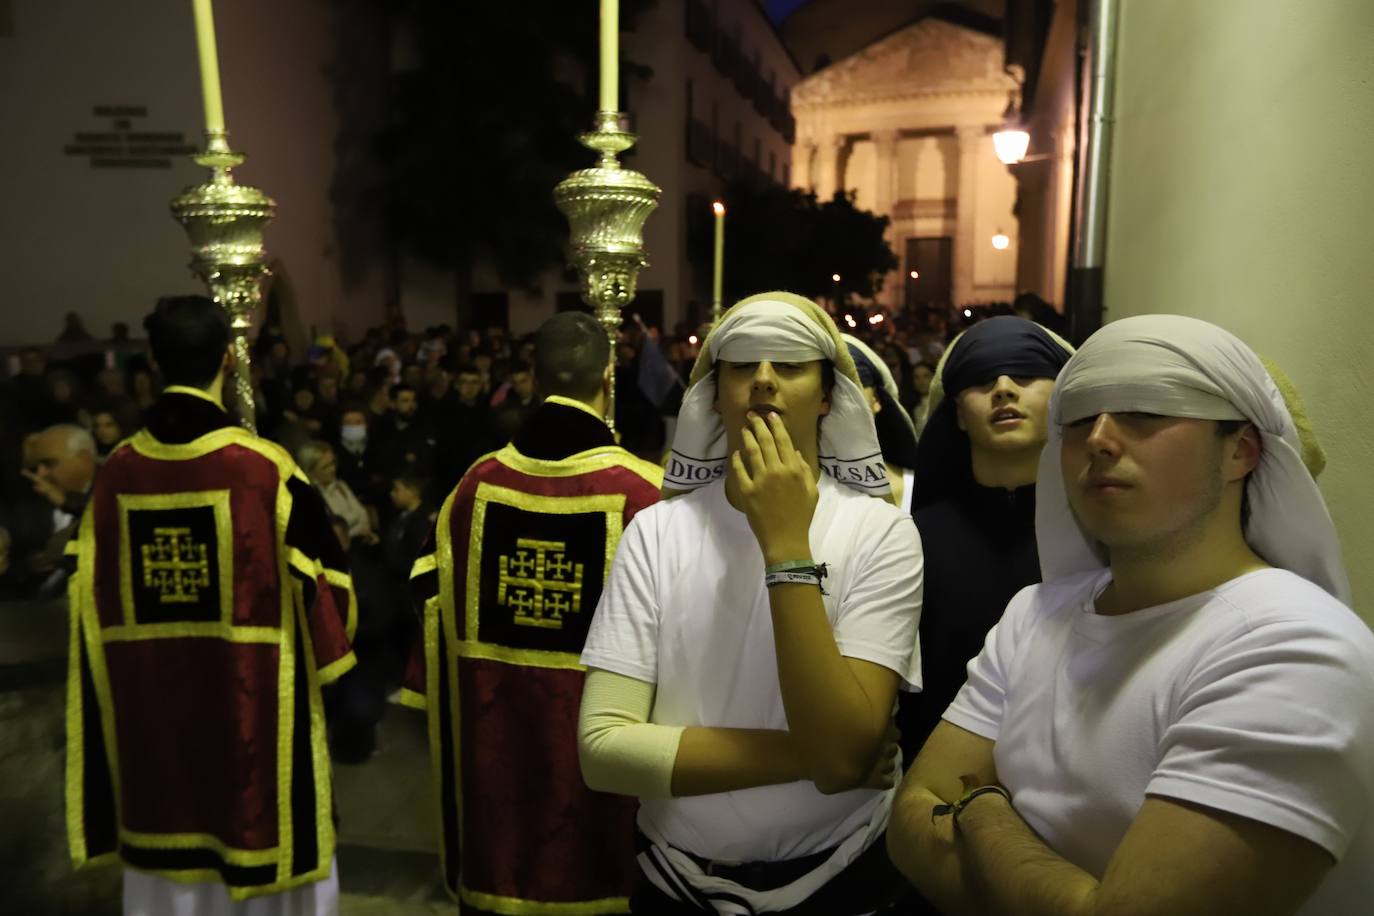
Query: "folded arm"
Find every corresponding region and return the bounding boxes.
[887,721,1333,916]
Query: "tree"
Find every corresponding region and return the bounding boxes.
[329,0,655,323]
[689,181,899,306]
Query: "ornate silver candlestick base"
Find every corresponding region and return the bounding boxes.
[170,129,275,432]
[554,111,661,432]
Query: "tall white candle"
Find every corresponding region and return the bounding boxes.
[191,0,226,133]
[599,0,618,112]
[712,201,726,314]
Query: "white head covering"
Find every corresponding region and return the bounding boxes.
[1036,314,1350,604]
[841,333,920,448]
[664,292,889,497]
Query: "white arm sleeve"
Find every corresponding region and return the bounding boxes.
[578,668,684,800]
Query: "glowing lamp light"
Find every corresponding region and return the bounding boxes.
[993,128,1030,165]
[963,308,974,318]
[843,314,857,328]
[868,314,884,325]
[712,201,725,217]
[909,270,919,280]
[991,232,1011,250]
[688,334,699,345]
[831,273,841,283]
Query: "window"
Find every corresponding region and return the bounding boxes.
[685,0,713,52]
[687,82,714,167]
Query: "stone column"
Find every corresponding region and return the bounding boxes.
[871,129,900,217]
[952,125,983,308]
[872,129,901,308]
[814,135,847,202]
[791,140,816,191]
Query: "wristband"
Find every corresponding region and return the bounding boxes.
[763,560,828,595]
[931,785,1011,828]
[764,559,819,574]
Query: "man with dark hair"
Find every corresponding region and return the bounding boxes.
[434,363,497,495]
[67,294,357,913]
[492,360,540,442]
[533,313,610,400]
[888,316,1374,916]
[144,295,231,386]
[372,381,437,480]
[399,309,663,914]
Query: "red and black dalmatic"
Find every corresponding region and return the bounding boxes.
[67,398,356,902]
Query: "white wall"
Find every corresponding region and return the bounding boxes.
[0,1,204,345]
[0,0,384,350]
[1104,0,1374,617]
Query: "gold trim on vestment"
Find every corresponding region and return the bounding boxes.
[493,444,665,486]
[117,828,282,866]
[116,489,234,628]
[464,482,625,671]
[162,384,225,409]
[100,623,281,644]
[410,553,438,579]
[322,566,357,643]
[396,686,428,711]
[542,394,605,422]
[65,507,97,865]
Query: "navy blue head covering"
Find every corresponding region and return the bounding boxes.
[912,316,1072,511]
[845,338,920,470]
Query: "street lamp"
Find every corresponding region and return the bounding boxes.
[993,127,1031,165]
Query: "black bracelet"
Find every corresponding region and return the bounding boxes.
[931,785,1011,828]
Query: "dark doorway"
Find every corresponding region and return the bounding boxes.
[905,237,953,318]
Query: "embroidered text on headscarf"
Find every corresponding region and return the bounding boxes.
[1037,314,1350,604]
[664,293,889,496]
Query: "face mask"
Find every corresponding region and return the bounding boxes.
[340,424,367,447]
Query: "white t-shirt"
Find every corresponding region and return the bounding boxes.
[945,568,1374,914]
[582,474,923,863]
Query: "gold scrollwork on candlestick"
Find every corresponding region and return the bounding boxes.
[170,129,275,432]
[554,111,661,433]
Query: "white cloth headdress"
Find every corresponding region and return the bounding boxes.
[1036,314,1350,604]
[664,292,889,497]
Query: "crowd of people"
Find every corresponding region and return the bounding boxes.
[0,293,980,606]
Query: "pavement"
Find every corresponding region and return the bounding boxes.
[0,599,455,914]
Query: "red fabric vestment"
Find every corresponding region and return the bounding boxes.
[67,426,356,900]
[402,441,662,915]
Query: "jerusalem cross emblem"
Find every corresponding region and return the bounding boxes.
[140,527,211,604]
[497,538,585,629]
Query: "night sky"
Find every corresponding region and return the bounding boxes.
[766,0,810,25]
